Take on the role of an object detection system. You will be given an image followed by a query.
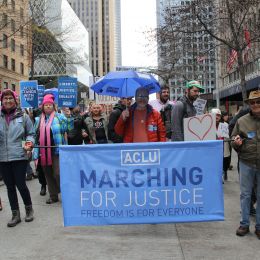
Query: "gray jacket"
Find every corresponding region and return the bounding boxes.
[0,109,35,162]
[171,96,197,141]
[231,112,260,169]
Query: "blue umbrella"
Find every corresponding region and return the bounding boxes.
[91,70,161,97]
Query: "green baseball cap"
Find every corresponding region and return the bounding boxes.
[186,80,204,93]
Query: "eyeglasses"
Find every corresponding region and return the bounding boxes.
[136,95,149,99]
[249,100,260,105]
[3,97,14,101]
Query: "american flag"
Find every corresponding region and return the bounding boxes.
[227,49,237,72]
[243,28,251,63]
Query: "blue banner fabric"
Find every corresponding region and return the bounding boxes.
[20,80,38,108]
[58,77,77,108]
[60,141,224,226]
[37,85,45,107]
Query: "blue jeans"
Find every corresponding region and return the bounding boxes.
[239,161,260,229]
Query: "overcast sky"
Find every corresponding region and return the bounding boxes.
[121,0,157,68]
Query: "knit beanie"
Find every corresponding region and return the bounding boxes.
[42,94,55,106]
[0,89,18,105]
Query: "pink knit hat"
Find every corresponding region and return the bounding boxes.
[41,94,55,106]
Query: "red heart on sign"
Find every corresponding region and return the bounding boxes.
[187,114,214,140]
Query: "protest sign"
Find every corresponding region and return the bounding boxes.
[60,141,224,226]
[193,98,207,115]
[37,85,45,107]
[20,81,38,108]
[95,94,120,105]
[217,122,229,138]
[184,113,216,141]
[58,77,77,107]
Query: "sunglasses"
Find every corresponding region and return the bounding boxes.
[249,100,260,105]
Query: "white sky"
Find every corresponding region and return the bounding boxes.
[121,0,158,68]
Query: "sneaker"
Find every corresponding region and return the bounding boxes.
[236,226,250,236]
[255,230,260,239]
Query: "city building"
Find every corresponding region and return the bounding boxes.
[0,0,31,94]
[68,0,122,77]
[156,0,216,102]
[31,0,92,90]
[214,1,260,114]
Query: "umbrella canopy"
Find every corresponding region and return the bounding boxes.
[91,70,161,97]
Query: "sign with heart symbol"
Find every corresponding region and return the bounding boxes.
[184,113,216,141]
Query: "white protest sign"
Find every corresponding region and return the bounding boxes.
[184,113,216,141]
[193,98,207,115]
[95,94,120,105]
[217,122,229,138]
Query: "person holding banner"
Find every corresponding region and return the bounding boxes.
[231,90,260,239]
[0,89,35,227]
[34,94,73,204]
[171,80,204,141]
[85,103,109,144]
[115,87,166,143]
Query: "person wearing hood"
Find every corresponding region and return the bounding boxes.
[108,97,133,143]
[0,89,35,227]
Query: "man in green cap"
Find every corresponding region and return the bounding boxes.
[171,80,204,141]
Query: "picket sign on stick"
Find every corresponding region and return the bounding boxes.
[184,113,216,141]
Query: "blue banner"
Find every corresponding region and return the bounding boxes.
[60,141,224,226]
[37,85,45,107]
[20,81,38,108]
[58,77,77,108]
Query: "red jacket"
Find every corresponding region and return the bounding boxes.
[115,104,166,143]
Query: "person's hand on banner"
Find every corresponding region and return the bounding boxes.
[24,141,34,151]
[233,135,243,146]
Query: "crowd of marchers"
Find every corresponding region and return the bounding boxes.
[0,83,259,240]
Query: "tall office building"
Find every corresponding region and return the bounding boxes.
[156,0,216,101]
[68,0,122,77]
[0,0,31,94]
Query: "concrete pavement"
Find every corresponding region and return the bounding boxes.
[1,155,260,260]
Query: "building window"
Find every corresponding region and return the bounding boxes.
[3,82,8,89]
[2,13,8,27]
[11,19,15,32]
[11,84,16,91]
[11,58,15,71]
[11,39,15,52]
[20,62,24,75]
[3,34,8,48]
[3,0,7,6]
[20,26,24,37]
[20,8,24,21]
[11,0,15,11]
[3,55,8,68]
[20,44,24,56]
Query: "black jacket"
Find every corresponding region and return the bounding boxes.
[108,102,126,143]
[67,113,88,145]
